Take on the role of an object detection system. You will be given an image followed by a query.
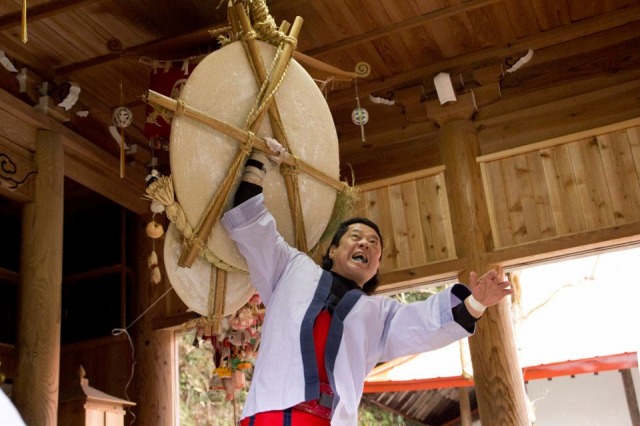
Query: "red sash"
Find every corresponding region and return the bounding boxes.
[240,309,334,424]
[239,408,330,425]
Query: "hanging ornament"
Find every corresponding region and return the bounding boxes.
[146,220,164,239]
[146,168,161,187]
[145,139,164,284]
[112,106,133,128]
[351,107,369,125]
[150,199,165,214]
[114,55,130,179]
[150,264,162,285]
[147,249,158,269]
[148,249,161,284]
[147,214,163,285]
[352,78,367,143]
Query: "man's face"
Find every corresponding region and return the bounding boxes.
[329,223,382,287]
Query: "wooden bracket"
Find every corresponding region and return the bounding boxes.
[426,91,477,127]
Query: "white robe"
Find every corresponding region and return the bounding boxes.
[222,194,474,425]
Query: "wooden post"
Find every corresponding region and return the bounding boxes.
[621,368,640,425]
[459,386,472,426]
[13,130,64,425]
[431,97,531,425]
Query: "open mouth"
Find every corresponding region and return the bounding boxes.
[352,253,368,264]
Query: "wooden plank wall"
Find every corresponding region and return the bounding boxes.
[353,119,640,276]
[354,167,456,274]
[480,119,640,249]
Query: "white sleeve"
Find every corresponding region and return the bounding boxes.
[376,286,472,361]
[221,194,299,307]
[0,391,26,426]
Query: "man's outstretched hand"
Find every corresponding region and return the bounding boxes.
[465,269,513,318]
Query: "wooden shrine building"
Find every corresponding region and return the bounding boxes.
[0,0,639,424]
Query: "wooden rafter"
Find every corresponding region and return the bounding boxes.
[304,0,505,57]
[325,4,640,107]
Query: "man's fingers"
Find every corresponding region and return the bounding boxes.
[469,271,479,287]
[264,137,284,156]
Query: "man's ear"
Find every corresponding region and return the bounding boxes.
[329,245,336,257]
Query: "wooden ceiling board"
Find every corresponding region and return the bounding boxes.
[354,0,398,29]
[308,0,362,43]
[525,0,571,31]
[465,6,512,48]
[13,21,82,67]
[368,35,416,76]
[46,14,111,60]
[124,0,222,34]
[77,3,159,46]
[90,1,165,37]
[337,0,387,34]
[567,0,619,21]
[0,2,21,16]
[497,1,541,38]
[381,0,426,23]
[276,5,325,51]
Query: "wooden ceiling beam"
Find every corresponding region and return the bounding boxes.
[0,88,148,214]
[324,4,640,108]
[54,26,220,76]
[304,0,504,57]
[339,121,438,157]
[340,134,441,184]
[52,0,306,76]
[485,222,640,270]
[0,0,96,31]
[0,33,56,81]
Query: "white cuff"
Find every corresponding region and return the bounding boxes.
[467,294,487,315]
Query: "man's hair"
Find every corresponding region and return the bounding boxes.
[321,217,383,295]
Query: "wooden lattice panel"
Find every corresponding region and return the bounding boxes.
[355,168,456,274]
[480,121,640,249]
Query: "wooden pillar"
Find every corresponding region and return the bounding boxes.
[429,93,530,425]
[621,368,640,425]
[14,130,64,424]
[459,386,472,426]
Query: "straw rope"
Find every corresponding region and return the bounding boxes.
[143,176,247,273]
[207,266,227,334]
[178,132,255,268]
[232,1,309,252]
[242,39,294,131]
